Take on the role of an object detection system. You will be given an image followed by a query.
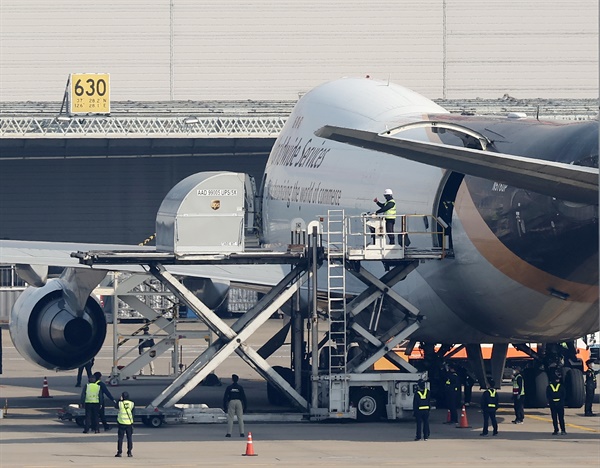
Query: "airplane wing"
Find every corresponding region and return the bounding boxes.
[0,239,287,287]
[316,125,598,205]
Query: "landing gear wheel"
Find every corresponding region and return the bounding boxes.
[353,388,384,421]
[564,368,585,408]
[523,368,548,408]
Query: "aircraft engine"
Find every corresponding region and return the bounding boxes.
[182,277,230,315]
[9,278,106,371]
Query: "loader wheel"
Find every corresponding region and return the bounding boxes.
[142,415,163,428]
[353,388,384,421]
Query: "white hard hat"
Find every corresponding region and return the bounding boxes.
[383,188,393,195]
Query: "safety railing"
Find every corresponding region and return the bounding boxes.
[345,213,447,254]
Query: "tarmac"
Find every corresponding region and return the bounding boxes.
[1,321,599,467]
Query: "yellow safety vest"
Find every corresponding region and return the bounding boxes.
[512,374,525,396]
[550,383,561,402]
[117,400,135,425]
[84,382,100,403]
[487,389,497,408]
[417,389,430,410]
[384,199,397,220]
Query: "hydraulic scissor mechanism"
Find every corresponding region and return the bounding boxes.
[147,263,309,410]
[344,261,422,374]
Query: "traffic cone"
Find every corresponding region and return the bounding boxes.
[457,405,471,428]
[242,432,257,456]
[39,377,52,398]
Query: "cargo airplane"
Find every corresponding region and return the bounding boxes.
[1,77,598,410]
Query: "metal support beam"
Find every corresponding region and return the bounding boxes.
[351,322,421,373]
[490,343,508,389]
[466,344,488,389]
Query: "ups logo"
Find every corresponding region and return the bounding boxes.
[211,199,221,210]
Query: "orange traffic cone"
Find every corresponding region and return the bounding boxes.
[457,405,471,428]
[39,377,52,398]
[242,432,257,456]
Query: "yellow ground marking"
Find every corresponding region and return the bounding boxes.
[497,408,599,432]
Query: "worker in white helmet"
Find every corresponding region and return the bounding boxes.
[373,188,397,244]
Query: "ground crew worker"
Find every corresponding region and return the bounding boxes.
[412,380,431,441]
[546,375,566,435]
[80,375,101,433]
[373,189,397,245]
[584,360,597,416]
[93,371,117,431]
[444,365,460,424]
[480,378,499,436]
[115,392,134,458]
[223,374,246,437]
[138,326,155,375]
[511,367,525,424]
[75,358,94,387]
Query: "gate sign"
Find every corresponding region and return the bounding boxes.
[69,73,110,114]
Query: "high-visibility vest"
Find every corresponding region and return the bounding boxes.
[383,199,397,220]
[550,383,562,402]
[487,389,497,408]
[417,389,430,410]
[117,400,135,425]
[84,382,100,403]
[512,374,525,396]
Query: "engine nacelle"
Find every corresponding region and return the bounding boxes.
[10,278,106,370]
[182,277,230,315]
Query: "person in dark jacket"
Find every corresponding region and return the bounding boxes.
[480,378,499,436]
[457,364,474,406]
[444,365,461,424]
[412,380,431,441]
[223,374,247,437]
[138,326,155,375]
[511,367,525,423]
[547,374,567,435]
[584,359,597,416]
[93,371,117,431]
[75,358,94,387]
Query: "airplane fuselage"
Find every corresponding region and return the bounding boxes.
[261,77,599,344]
